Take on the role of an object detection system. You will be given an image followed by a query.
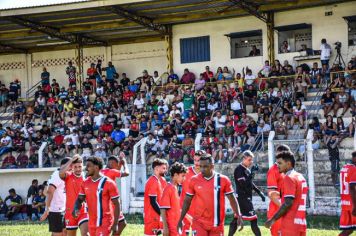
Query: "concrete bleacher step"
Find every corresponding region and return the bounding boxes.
[129,197,144,214]
[314,149,354,161]
[313,160,347,172]
[315,185,339,198]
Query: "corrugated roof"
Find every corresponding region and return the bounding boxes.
[0,0,89,11]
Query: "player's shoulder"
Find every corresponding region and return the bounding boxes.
[217,173,230,180]
[146,175,159,185]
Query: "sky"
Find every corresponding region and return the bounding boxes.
[0,0,88,10]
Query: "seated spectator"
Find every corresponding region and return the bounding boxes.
[181,133,194,161]
[309,117,322,135]
[309,62,322,87]
[257,119,271,137]
[257,92,272,119]
[222,66,234,80]
[168,144,184,165]
[0,133,12,156]
[17,151,29,168]
[333,86,350,117]
[275,117,288,139]
[168,69,179,84]
[202,66,214,82]
[336,117,349,139]
[2,152,16,169]
[321,89,335,117]
[249,45,261,56]
[12,132,25,152]
[181,68,195,84]
[291,99,306,129]
[151,135,168,159]
[215,67,224,81]
[31,188,46,220]
[4,188,22,220]
[322,115,337,137]
[243,67,256,86]
[194,74,206,91]
[294,76,307,99]
[94,138,107,161]
[244,84,257,112]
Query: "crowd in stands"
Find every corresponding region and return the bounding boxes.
[0,179,47,221]
[0,47,354,168]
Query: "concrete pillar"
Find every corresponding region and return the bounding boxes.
[268,131,275,168]
[306,129,315,213]
[165,25,173,73]
[266,12,275,64]
[25,53,32,98]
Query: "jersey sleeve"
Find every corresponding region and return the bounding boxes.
[283,175,296,198]
[223,176,235,195]
[266,167,278,190]
[111,169,122,178]
[186,177,196,196]
[107,180,120,200]
[160,185,172,209]
[147,178,159,197]
[48,171,61,189]
[349,166,356,185]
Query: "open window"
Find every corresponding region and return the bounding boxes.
[275,23,312,53]
[226,30,263,59]
[344,15,356,46]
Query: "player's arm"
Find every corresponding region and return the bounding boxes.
[266,196,294,226]
[119,154,130,177]
[267,189,281,207]
[177,194,193,233]
[40,184,55,222]
[226,193,244,231]
[161,209,169,236]
[72,194,85,218]
[111,198,121,233]
[351,182,356,216]
[58,155,79,179]
[149,195,161,215]
[252,183,266,201]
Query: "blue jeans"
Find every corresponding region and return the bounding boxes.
[321,59,329,68]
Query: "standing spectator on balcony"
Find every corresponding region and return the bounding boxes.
[202,66,214,82]
[320,38,332,68]
[66,61,76,89]
[249,45,261,56]
[51,79,60,96]
[8,79,21,103]
[87,63,97,90]
[333,86,350,117]
[181,68,195,84]
[280,40,290,53]
[41,67,50,87]
[104,61,116,83]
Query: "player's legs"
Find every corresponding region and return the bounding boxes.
[182,216,192,235]
[270,219,281,236]
[339,210,356,236]
[208,226,224,236]
[144,220,161,236]
[48,212,66,236]
[78,219,89,236]
[250,219,261,236]
[280,230,306,236]
[339,230,354,236]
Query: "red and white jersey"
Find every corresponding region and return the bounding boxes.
[144,175,167,224]
[64,172,86,212]
[186,172,234,228]
[281,169,308,233]
[267,163,284,193]
[160,182,181,234]
[101,168,122,181]
[340,164,356,210]
[180,166,198,207]
[79,176,120,227]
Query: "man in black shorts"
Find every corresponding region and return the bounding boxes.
[234,150,266,236]
[41,158,70,236]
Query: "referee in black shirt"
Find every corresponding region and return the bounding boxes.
[234,150,265,236]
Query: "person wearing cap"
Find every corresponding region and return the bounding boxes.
[233,150,265,236]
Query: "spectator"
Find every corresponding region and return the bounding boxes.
[151,135,168,159]
[104,61,117,82]
[168,69,179,84]
[32,188,46,220]
[324,134,340,186]
[257,119,271,137]
[0,133,12,156]
[41,67,50,87]
[291,98,306,129]
[8,79,21,103]
[202,66,214,82]
[25,179,38,221]
[243,67,256,86]
[4,188,22,220]
[65,61,76,89]
[320,38,332,68]
[275,117,288,139]
[309,62,322,87]
[181,68,195,84]
[1,152,16,169]
[194,74,206,91]
[333,86,350,117]
[321,89,335,117]
[280,40,290,53]
[111,126,126,146]
[249,45,261,56]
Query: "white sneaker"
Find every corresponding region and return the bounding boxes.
[218,160,222,164]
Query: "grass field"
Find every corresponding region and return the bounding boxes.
[0,214,342,236]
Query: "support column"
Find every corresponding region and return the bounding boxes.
[165,25,173,73]
[105,45,112,63]
[75,43,84,92]
[266,12,275,63]
[25,53,32,99]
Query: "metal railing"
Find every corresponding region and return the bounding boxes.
[25,80,42,101]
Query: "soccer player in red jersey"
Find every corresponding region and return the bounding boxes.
[58,155,88,236]
[339,151,356,236]
[266,144,290,236]
[180,150,205,235]
[265,151,308,236]
[178,153,243,236]
[73,156,121,236]
[144,158,168,236]
[161,162,188,236]
[100,153,129,235]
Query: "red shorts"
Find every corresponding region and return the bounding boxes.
[144,220,162,236]
[89,222,112,236]
[340,209,356,230]
[280,230,306,236]
[268,202,281,236]
[65,210,88,230]
[191,220,223,236]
